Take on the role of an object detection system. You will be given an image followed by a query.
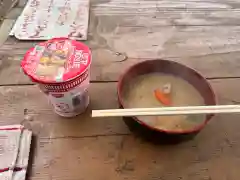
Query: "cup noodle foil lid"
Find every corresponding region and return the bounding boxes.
[21,37,91,84]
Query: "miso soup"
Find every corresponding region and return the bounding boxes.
[123,73,206,131]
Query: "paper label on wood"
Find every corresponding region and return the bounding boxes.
[10,0,90,40]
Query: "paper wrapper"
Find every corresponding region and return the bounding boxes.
[0,170,26,180]
[0,125,32,180]
[0,125,22,170]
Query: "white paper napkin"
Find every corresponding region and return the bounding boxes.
[0,125,32,180]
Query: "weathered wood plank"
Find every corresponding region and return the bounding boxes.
[4,0,240,56]
[21,79,240,180]
[0,80,239,179]
[0,79,240,139]
[91,0,240,26]
[17,0,27,8]
[5,7,23,19]
[9,0,240,26]
[2,2,240,83]
[0,0,18,18]
[1,51,240,85]
[0,19,15,46]
[89,0,240,60]
[2,25,240,58]
[30,123,240,180]
[3,9,240,83]
[0,83,129,138]
[30,135,240,180]
[90,25,240,58]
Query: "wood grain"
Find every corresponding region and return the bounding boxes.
[5,7,23,19]
[2,23,240,84]
[1,0,240,179]
[0,0,18,18]
[0,19,15,46]
[91,0,240,26]
[0,79,240,139]
[25,78,240,179]
[8,0,240,26]
[2,0,240,83]
[2,26,240,58]
[30,82,240,180]
[17,0,28,8]
[29,133,240,180]
[1,52,240,85]
[0,83,130,138]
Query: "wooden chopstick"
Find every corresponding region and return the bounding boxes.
[92,105,240,117]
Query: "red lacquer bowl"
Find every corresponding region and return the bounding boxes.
[117,59,217,144]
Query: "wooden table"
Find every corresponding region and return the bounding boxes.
[1,0,240,179]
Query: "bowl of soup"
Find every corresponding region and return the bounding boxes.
[117,59,216,143]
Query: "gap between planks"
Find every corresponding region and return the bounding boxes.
[2,77,240,87]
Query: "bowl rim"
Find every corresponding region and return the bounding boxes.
[117,59,217,134]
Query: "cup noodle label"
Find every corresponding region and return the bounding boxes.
[40,70,90,117]
[21,38,91,117]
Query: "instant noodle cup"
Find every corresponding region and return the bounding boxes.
[21,37,91,117]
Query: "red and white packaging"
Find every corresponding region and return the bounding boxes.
[21,37,92,117]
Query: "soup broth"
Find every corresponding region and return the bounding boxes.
[123,73,206,131]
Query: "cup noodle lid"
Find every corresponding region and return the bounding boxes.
[21,37,91,84]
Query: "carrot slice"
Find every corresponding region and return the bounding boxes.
[154,89,172,106]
